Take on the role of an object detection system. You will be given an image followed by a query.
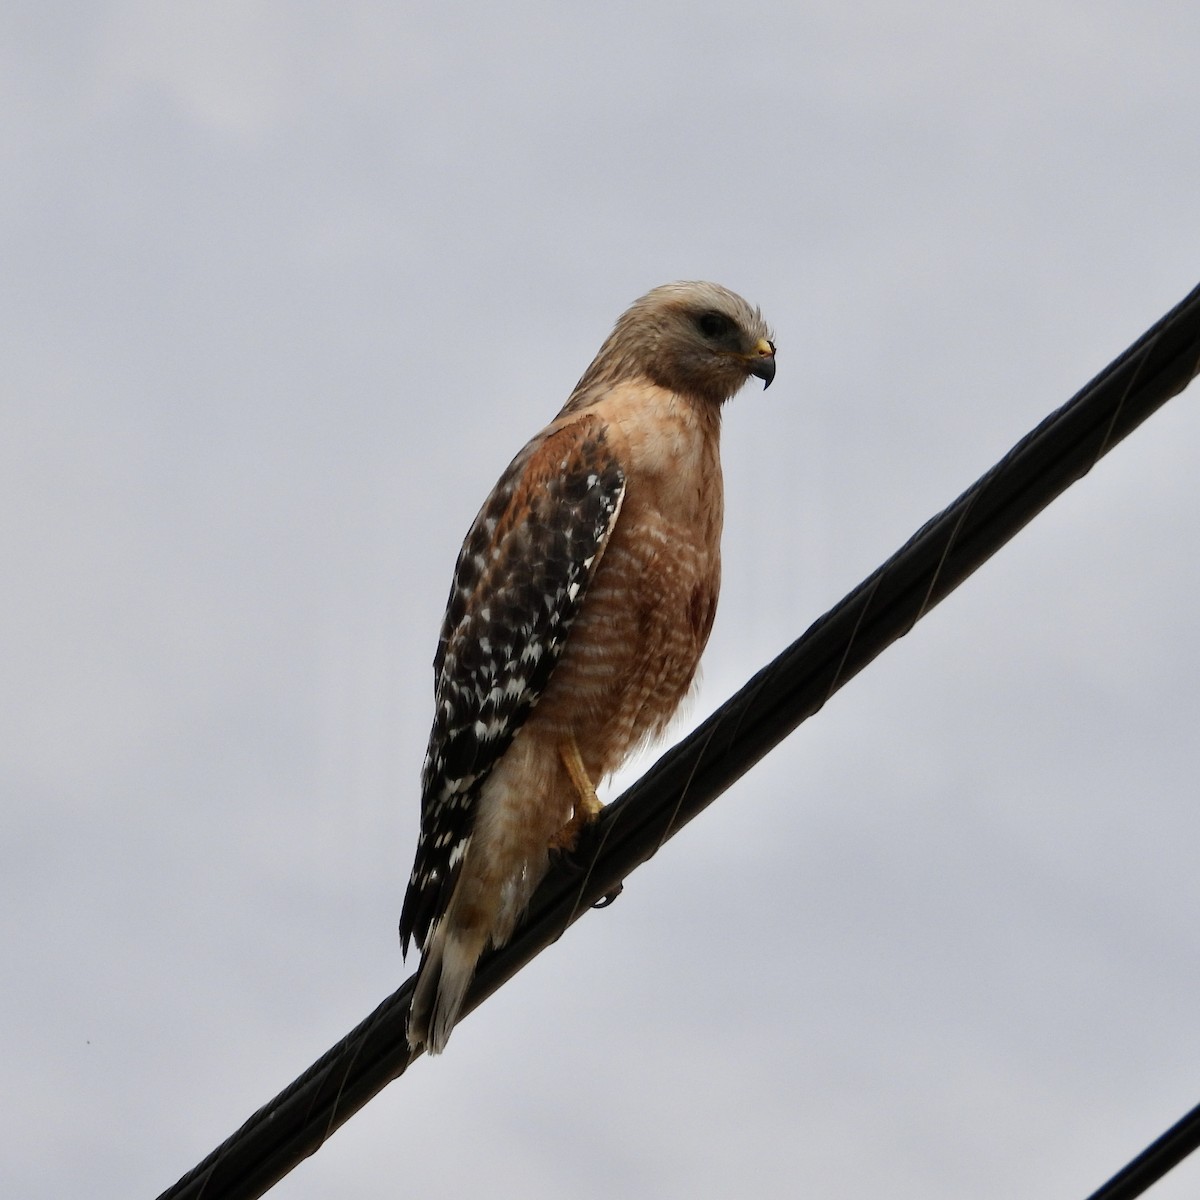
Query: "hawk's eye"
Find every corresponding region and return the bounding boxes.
[697,311,732,340]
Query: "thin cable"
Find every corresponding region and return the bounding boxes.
[157,281,1200,1200]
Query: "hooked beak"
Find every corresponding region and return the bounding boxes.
[747,338,776,389]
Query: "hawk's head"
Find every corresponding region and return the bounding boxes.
[600,280,776,405]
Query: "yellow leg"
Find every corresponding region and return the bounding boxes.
[548,736,603,850]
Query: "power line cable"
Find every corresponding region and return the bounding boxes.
[1085,1099,1200,1200]
[158,281,1200,1200]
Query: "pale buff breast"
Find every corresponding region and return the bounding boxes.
[530,383,725,780]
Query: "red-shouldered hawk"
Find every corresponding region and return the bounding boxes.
[401,281,775,1054]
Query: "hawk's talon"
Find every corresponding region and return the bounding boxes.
[546,803,601,854]
[592,883,623,909]
[548,735,604,853]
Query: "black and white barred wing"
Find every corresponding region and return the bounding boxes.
[399,414,626,954]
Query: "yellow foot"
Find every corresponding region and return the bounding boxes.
[548,736,604,851]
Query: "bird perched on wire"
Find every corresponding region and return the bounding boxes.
[400,280,776,1054]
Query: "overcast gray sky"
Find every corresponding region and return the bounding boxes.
[4,3,1200,1198]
